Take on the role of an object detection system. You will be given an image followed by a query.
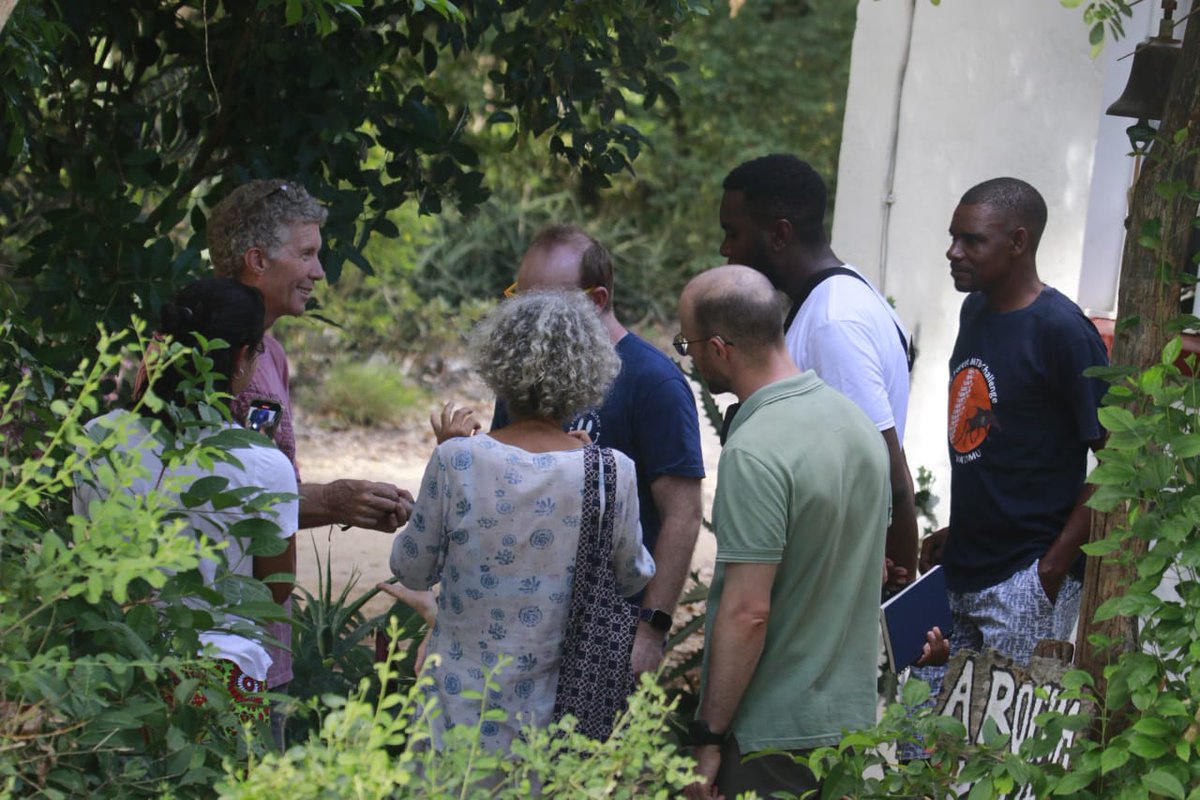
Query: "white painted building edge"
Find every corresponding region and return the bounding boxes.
[831,0,1180,528]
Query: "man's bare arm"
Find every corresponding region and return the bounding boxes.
[685,561,777,800]
[882,429,918,586]
[1038,435,1107,603]
[631,473,703,675]
[299,480,414,532]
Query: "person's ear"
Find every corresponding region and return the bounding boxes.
[1010,226,1029,256]
[589,286,610,311]
[708,335,733,362]
[240,247,266,282]
[231,344,253,380]
[769,217,793,252]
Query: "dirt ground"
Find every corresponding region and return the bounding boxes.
[292,370,726,621]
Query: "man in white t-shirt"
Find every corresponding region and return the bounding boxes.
[718,154,918,586]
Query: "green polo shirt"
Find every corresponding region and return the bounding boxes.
[701,372,890,751]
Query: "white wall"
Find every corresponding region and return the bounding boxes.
[831,0,1135,526]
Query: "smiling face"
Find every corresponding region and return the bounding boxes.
[250,222,325,327]
[946,203,1017,296]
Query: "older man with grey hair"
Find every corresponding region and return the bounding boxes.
[207,179,414,703]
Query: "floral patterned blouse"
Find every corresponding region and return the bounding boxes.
[390,435,654,751]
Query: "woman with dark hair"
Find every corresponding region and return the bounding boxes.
[73,278,298,726]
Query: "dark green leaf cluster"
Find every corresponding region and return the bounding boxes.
[0,0,700,366]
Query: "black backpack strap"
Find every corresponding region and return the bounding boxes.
[784,267,914,372]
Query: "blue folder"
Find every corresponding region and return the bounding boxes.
[880,564,954,672]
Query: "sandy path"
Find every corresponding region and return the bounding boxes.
[293,373,726,621]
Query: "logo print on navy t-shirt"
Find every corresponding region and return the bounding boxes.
[567,410,602,445]
[948,358,1000,463]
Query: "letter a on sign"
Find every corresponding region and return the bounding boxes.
[943,659,974,732]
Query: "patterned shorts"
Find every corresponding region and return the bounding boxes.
[903,559,1081,757]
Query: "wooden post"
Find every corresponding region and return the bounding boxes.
[1074,10,1200,709]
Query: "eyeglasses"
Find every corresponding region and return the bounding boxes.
[503,282,600,298]
[672,332,734,356]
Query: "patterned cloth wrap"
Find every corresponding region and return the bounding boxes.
[184,659,269,726]
[551,445,638,740]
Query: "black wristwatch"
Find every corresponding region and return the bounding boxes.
[638,607,672,634]
[687,718,729,747]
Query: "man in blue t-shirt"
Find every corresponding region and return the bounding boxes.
[491,224,706,676]
[920,177,1108,664]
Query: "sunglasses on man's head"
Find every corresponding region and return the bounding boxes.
[503,282,601,299]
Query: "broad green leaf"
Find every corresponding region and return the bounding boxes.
[1141,770,1185,800]
[1100,743,1130,774]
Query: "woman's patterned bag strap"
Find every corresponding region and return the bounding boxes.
[551,445,637,740]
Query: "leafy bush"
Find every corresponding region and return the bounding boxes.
[305,360,429,427]
[0,319,294,797]
[220,646,700,799]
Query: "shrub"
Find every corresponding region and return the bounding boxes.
[307,360,428,427]
[0,319,295,797]
[219,644,700,799]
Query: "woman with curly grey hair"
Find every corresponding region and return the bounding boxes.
[390,290,654,752]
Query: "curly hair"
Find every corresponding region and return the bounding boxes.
[207,179,328,278]
[470,291,620,422]
[723,154,828,247]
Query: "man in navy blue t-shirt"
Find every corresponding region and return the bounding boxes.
[491,224,706,676]
[920,177,1108,664]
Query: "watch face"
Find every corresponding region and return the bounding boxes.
[640,607,672,633]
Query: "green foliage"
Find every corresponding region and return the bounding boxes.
[285,551,426,743]
[317,0,858,337]
[220,647,699,798]
[0,317,295,797]
[1059,0,1134,56]
[0,0,703,365]
[306,360,429,427]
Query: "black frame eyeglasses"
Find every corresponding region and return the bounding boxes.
[672,332,733,356]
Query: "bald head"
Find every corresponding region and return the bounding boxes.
[681,265,786,356]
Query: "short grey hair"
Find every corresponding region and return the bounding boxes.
[471,291,620,422]
[207,179,328,278]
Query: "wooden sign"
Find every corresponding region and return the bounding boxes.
[934,647,1093,772]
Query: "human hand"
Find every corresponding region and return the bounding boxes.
[915,625,950,667]
[883,557,910,591]
[683,745,725,800]
[431,401,482,444]
[566,428,592,446]
[630,623,666,676]
[331,480,412,532]
[919,528,949,574]
[1037,559,1066,605]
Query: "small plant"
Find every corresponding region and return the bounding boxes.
[307,359,428,427]
[220,638,700,799]
[285,543,426,743]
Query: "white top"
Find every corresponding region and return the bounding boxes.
[785,264,911,443]
[391,435,654,751]
[73,410,298,681]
